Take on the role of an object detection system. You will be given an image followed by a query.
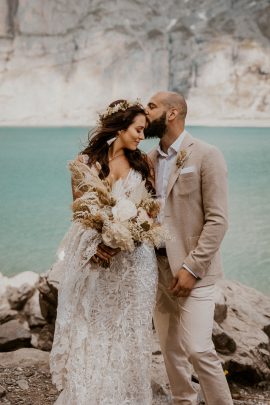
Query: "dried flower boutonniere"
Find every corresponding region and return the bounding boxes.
[176,149,191,169]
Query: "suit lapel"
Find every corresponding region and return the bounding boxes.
[166,132,194,197]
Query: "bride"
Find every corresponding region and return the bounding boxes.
[50,100,158,404]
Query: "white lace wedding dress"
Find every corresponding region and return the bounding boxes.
[50,169,158,405]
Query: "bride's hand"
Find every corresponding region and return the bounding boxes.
[92,243,120,264]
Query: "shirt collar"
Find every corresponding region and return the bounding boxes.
[157,129,187,157]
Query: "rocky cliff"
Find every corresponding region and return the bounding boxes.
[0,0,270,125]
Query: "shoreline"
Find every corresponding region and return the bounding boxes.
[0,119,270,128]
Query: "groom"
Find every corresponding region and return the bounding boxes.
[145,91,233,405]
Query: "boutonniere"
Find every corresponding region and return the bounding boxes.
[176,149,191,169]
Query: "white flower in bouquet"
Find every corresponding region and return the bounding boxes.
[112,198,137,222]
[102,221,135,252]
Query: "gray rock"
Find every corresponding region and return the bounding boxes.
[212,321,237,355]
[0,320,31,351]
[16,379,29,390]
[214,286,228,324]
[7,284,35,310]
[0,348,49,369]
[0,309,18,325]
[38,272,58,324]
[31,323,55,352]
[215,280,270,384]
[23,290,46,327]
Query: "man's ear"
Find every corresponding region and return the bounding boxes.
[167,108,178,121]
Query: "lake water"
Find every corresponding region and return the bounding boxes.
[0,127,269,295]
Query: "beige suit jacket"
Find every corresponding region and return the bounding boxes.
[148,132,228,288]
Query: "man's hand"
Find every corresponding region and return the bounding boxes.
[169,268,197,297]
[91,243,120,266]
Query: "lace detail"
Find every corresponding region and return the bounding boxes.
[50,170,158,405]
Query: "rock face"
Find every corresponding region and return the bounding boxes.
[0,0,270,126]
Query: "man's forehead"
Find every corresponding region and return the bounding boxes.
[149,94,164,105]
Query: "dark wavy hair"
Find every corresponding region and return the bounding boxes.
[81,100,154,192]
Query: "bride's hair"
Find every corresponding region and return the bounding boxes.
[81,100,154,192]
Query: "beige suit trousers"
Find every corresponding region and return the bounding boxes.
[154,256,233,405]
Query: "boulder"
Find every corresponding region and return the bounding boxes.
[7,284,35,310]
[0,308,18,325]
[0,348,49,369]
[214,280,270,384]
[38,271,59,324]
[212,321,237,355]
[23,290,46,327]
[0,271,39,310]
[31,323,55,352]
[3,271,39,289]
[214,285,228,324]
[0,320,31,351]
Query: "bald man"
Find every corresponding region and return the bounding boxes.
[145,92,233,405]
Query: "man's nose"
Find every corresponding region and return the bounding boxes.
[144,107,149,115]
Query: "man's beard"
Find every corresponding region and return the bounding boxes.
[145,112,167,139]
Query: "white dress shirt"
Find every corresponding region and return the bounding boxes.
[156,130,199,279]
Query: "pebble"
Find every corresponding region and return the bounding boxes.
[0,385,6,397]
[17,379,29,390]
[24,370,35,377]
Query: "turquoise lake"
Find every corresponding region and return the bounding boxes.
[0,127,269,295]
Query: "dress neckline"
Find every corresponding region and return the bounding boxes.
[108,168,133,186]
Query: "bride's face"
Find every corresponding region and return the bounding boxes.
[118,114,146,151]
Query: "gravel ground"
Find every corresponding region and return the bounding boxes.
[1,363,270,405]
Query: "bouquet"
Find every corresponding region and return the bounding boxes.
[69,160,168,257]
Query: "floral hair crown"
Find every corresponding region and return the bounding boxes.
[97,99,143,125]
